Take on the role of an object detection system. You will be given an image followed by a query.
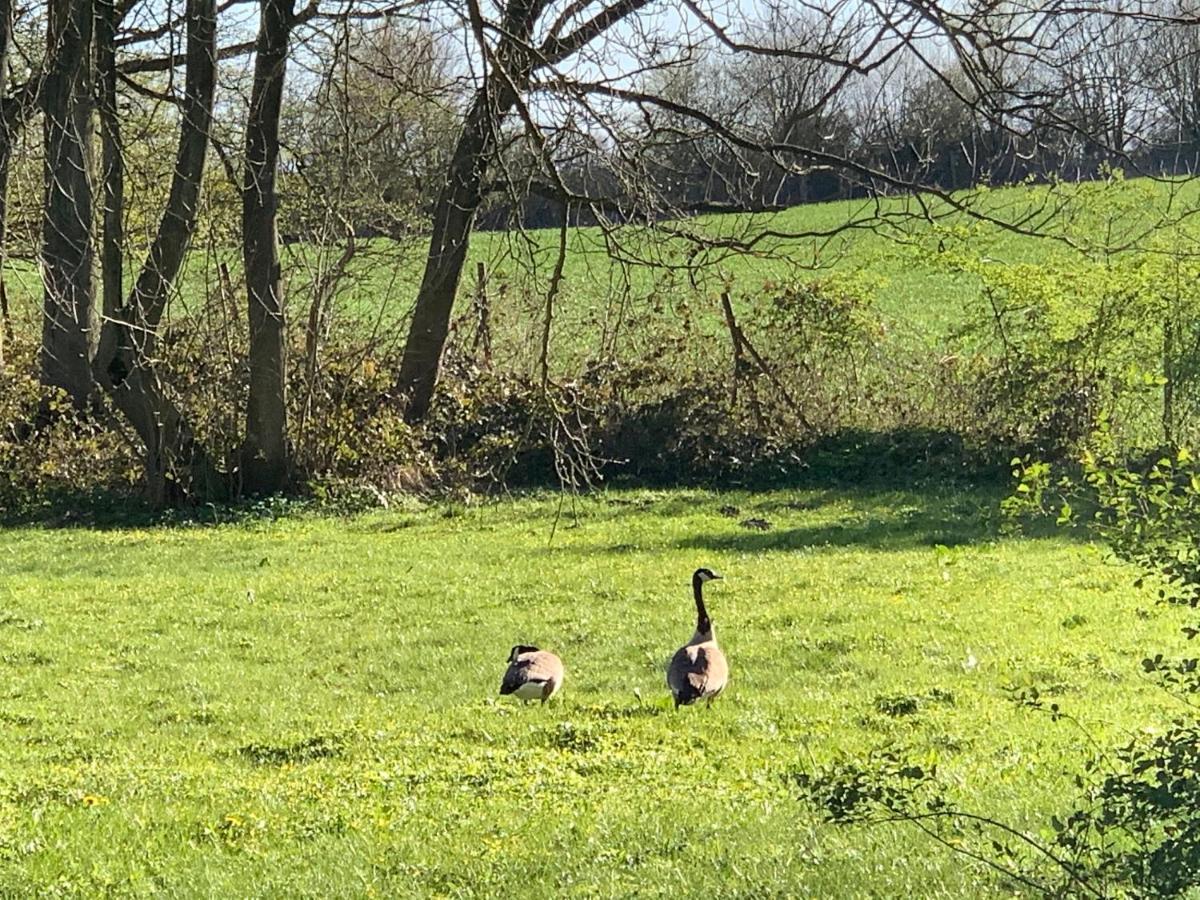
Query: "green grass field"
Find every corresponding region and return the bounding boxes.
[3,177,1195,893]
[6,173,1198,367]
[0,487,1182,896]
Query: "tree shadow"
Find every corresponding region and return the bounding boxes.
[0,427,1062,541]
[668,487,1075,554]
[0,490,159,530]
[602,425,1013,495]
[0,489,309,531]
[673,513,986,554]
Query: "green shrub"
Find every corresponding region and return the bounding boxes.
[797,441,1200,896]
[0,340,140,519]
[949,258,1149,456]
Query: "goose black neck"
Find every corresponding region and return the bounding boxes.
[692,572,711,635]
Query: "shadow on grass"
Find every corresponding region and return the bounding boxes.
[235,733,345,766]
[0,428,1066,540]
[670,487,1076,554]
[0,490,161,530]
[604,426,1013,495]
[674,511,986,554]
[784,427,1012,490]
[0,488,317,531]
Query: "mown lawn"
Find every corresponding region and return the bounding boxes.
[0,487,1183,896]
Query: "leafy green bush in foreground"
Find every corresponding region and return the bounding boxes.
[798,442,1200,896]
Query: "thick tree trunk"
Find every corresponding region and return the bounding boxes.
[241,0,294,494]
[92,0,220,504]
[396,89,497,423]
[0,0,12,372]
[0,148,9,376]
[41,0,96,403]
[396,0,542,423]
[0,136,10,373]
[95,0,122,339]
[109,366,225,505]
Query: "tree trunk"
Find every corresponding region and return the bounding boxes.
[41,0,96,403]
[241,0,294,494]
[0,136,10,373]
[95,0,123,342]
[0,0,12,372]
[92,0,220,504]
[396,0,541,423]
[395,89,496,423]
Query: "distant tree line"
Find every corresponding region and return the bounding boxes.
[481,1,1200,227]
[271,2,1200,233]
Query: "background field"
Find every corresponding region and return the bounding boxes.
[0,487,1178,896]
[4,174,1194,363]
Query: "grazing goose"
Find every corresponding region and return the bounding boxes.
[499,645,564,704]
[667,567,728,709]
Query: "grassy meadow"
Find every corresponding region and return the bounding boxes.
[5,174,1198,362]
[267,176,1200,368]
[3,176,1198,893]
[0,487,1183,896]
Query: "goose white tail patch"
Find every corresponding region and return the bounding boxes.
[513,680,551,701]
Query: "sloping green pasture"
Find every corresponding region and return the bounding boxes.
[5,175,1198,364]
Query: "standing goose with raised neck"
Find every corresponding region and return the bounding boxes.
[667,567,728,709]
[499,645,564,704]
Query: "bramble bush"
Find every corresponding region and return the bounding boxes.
[12,244,1200,514]
[0,338,140,519]
[2,276,910,515]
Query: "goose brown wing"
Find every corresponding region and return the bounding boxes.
[521,651,563,685]
[668,644,728,705]
[698,645,728,697]
[500,650,562,694]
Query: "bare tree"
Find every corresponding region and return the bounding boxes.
[284,19,459,240]
[724,7,856,207]
[92,0,220,502]
[1045,7,1154,166]
[397,0,544,422]
[41,0,96,403]
[242,0,295,494]
[1142,0,1200,148]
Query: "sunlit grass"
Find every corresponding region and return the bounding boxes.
[0,486,1180,895]
[6,174,1200,365]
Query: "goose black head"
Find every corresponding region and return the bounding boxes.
[509,644,540,663]
[693,567,722,584]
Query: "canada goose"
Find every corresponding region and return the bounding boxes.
[499,645,564,704]
[667,567,728,709]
